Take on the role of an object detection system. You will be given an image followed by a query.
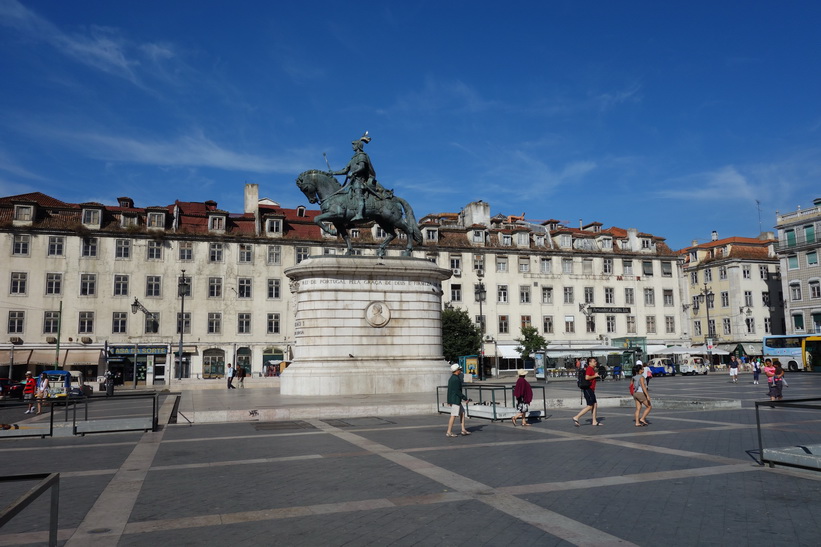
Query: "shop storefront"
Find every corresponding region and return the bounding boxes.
[107,344,168,386]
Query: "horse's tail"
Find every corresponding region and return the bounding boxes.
[395,197,424,244]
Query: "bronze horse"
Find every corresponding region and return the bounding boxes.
[296,170,423,257]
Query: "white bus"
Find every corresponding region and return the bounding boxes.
[762,335,821,372]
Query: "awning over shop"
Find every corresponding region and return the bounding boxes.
[0,349,32,366]
[0,348,103,367]
[497,345,521,359]
[717,343,763,356]
[63,349,104,366]
[646,344,670,354]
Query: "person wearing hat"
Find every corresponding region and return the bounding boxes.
[512,369,533,426]
[446,363,470,437]
[23,371,37,414]
[332,132,378,221]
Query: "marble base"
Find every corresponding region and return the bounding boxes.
[281,255,452,396]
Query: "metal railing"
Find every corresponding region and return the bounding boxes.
[437,384,548,421]
[0,473,59,547]
[755,397,821,470]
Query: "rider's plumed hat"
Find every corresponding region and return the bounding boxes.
[353,131,371,145]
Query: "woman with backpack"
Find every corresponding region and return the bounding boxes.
[632,364,652,426]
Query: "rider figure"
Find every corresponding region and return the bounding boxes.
[332,132,382,221]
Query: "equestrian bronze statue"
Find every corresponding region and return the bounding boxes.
[295,133,423,257]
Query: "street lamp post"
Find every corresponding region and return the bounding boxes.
[696,283,715,371]
[130,297,158,389]
[177,270,189,382]
[474,269,487,381]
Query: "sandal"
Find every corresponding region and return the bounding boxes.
[446,433,458,437]
[572,418,580,427]
[635,423,646,427]
[640,420,650,426]
[460,431,471,436]
[594,422,604,426]
[511,417,518,426]
[522,423,532,427]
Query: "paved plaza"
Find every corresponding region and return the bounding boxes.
[1,372,820,546]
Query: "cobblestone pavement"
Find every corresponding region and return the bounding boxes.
[1,373,820,546]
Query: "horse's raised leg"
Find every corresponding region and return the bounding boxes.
[391,220,415,256]
[377,224,397,257]
[314,212,338,236]
[336,223,354,255]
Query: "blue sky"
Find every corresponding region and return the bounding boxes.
[1,0,820,250]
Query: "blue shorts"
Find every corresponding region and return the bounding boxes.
[582,388,597,406]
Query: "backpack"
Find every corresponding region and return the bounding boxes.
[629,379,636,395]
[577,366,591,389]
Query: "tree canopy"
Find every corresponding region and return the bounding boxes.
[441,307,482,363]
[515,326,547,360]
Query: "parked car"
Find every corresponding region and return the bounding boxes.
[0,377,25,400]
[679,356,709,375]
[647,358,676,376]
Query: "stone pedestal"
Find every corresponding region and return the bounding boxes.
[281,256,452,396]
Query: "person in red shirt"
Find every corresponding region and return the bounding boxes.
[23,371,37,414]
[572,357,603,427]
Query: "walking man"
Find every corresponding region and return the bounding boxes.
[445,364,470,437]
[572,357,603,427]
[729,356,740,383]
[226,363,236,389]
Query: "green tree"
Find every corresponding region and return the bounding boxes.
[441,307,482,363]
[515,326,547,361]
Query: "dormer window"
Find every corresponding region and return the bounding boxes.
[559,234,572,248]
[535,235,545,247]
[501,234,512,246]
[641,238,652,249]
[82,208,101,227]
[600,237,612,250]
[147,212,165,229]
[209,215,226,232]
[350,229,360,238]
[297,206,306,218]
[689,251,697,262]
[472,230,484,243]
[516,233,529,246]
[425,229,438,242]
[266,218,282,234]
[13,205,33,223]
[121,215,138,227]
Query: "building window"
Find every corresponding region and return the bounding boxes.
[496,257,508,273]
[604,287,614,304]
[694,320,702,336]
[603,258,613,274]
[764,317,771,334]
[644,288,655,306]
[178,275,191,297]
[746,318,755,334]
[787,255,799,270]
[80,273,96,296]
[563,286,574,304]
[238,244,253,263]
[793,313,805,331]
[583,259,595,274]
[627,315,636,334]
[268,279,281,299]
[521,315,532,330]
[790,282,802,301]
[145,276,161,298]
[541,258,552,274]
[663,289,674,306]
[450,284,462,302]
[723,318,732,335]
[208,277,223,298]
[497,285,508,304]
[805,224,816,244]
[665,316,675,334]
[473,255,485,273]
[8,311,24,334]
[606,315,616,333]
[562,259,573,274]
[208,313,222,334]
[179,241,194,261]
[425,229,437,241]
[517,233,529,246]
[762,291,770,306]
[808,251,819,267]
[543,315,554,334]
[45,273,62,295]
[144,313,159,334]
[13,234,30,256]
[10,272,27,295]
[541,286,553,304]
[518,258,530,273]
[519,286,531,304]
[497,315,508,334]
[238,313,251,334]
[623,260,633,275]
[564,315,575,333]
[642,261,653,277]
[113,274,129,296]
[43,311,59,334]
[296,247,310,263]
[209,242,224,262]
[177,312,191,335]
[501,234,512,246]
[237,278,252,298]
[14,205,33,221]
[267,245,282,265]
[584,286,594,304]
[266,218,282,234]
[646,316,656,334]
[560,234,571,247]
[82,238,98,258]
[720,291,729,307]
[690,271,698,285]
[705,268,714,282]
[586,316,596,333]
[267,313,280,334]
[115,239,131,259]
[147,241,163,260]
[810,281,820,299]
[759,265,769,279]
[79,311,94,334]
[147,212,164,228]
[708,319,716,337]
[744,291,753,307]
[111,312,127,334]
[472,230,484,243]
[625,288,635,305]
[742,265,751,279]
[661,261,673,277]
[48,236,64,257]
[209,216,225,231]
[82,209,100,225]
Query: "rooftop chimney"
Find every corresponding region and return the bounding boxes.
[711,230,718,241]
[244,183,260,235]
